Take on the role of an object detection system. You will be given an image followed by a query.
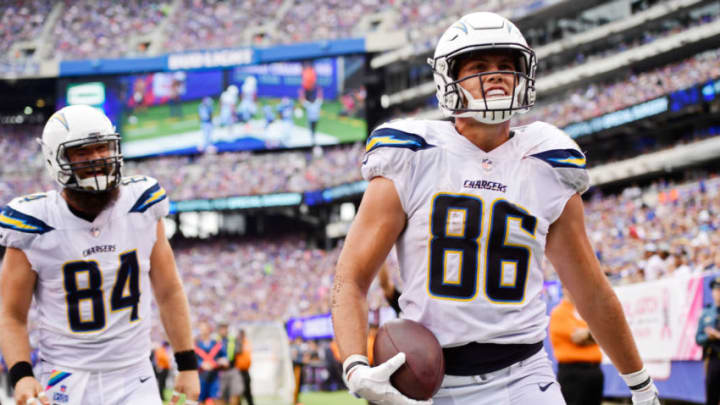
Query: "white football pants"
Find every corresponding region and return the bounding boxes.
[39,358,162,405]
[434,349,566,405]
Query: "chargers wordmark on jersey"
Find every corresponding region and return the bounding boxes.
[366,128,435,153]
[129,183,167,213]
[0,205,54,234]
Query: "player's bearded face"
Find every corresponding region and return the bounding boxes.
[65,186,119,215]
[455,51,519,103]
[64,142,120,214]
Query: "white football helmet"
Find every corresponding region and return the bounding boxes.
[428,12,537,124]
[39,105,122,192]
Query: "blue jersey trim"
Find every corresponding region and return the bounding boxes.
[530,149,587,169]
[366,127,435,153]
[129,183,167,213]
[0,205,54,234]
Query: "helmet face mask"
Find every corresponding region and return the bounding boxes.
[40,105,124,193]
[58,136,123,193]
[429,12,537,124]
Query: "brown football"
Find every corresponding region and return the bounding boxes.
[373,319,445,400]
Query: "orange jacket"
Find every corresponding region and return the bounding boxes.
[154,346,170,370]
[234,339,252,371]
[549,299,602,363]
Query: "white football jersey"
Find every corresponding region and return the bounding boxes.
[0,176,169,370]
[362,119,589,348]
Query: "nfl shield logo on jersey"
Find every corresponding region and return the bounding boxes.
[482,158,494,172]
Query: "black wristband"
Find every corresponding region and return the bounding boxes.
[9,361,34,389]
[629,376,652,391]
[343,360,369,376]
[174,350,198,371]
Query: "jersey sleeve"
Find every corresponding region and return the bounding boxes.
[125,176,170,221]
[523,121,589,194]
[361,120,435,211]
[519,121,589,223]
[0,195,54,250]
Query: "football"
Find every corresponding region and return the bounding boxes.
[373,319,445,400]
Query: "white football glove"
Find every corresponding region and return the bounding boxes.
[621,367,660,405]
[342,353,433,405]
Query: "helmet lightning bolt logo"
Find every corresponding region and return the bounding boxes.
[453,21,468,34]
[51,112,70,131]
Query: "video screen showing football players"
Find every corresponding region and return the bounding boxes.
[58,56,367,158]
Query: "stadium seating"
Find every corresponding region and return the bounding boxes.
[169,236,387,324]
[2,0,556,61]
[52,0,170,60]
[0,0,54,60]
[515,47,720,128]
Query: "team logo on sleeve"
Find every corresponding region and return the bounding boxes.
[0,206,54,234]
[365,128,435,153]
[129,183,167,213]
[530,149,586,168]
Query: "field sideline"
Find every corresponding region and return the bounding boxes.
[298,390,366,405]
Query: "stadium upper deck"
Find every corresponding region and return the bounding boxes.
[2,0,601,64]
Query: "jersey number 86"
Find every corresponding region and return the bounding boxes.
[428,194,537,303]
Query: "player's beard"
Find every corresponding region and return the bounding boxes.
[64,187,120,218]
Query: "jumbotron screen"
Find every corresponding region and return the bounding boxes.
[57,56,367,158]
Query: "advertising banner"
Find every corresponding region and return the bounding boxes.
[613,274,704,363]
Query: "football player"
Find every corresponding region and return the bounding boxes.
[0,105,200,405]
[331,12,660,405]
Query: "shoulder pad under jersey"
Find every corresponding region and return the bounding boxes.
[0,192,54,249]
[362,119,436,182]
[515,121,589,194]
[123,176,169,219]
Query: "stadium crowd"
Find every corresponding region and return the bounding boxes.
[581,176,720,284]
[168,237,387,325]
[536,9,720,75]
[3,0,558,61]
[162,0,282,52]
[0,128,365,203]
[517,47,720,128]
[124,143,366,199]
[161,174,720,327]
[0,0,52,60]
[52,0,171,60]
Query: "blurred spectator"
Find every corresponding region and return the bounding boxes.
[696,276,720,405]
[236,329,254,405]
[642,243,668,281]
[549,287,604,405]
[217,323,243,405]
[195,321,228,404]
[152,341,171,399]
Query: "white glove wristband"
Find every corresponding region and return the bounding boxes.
[343,354,370,379]
[620,367,653,391]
